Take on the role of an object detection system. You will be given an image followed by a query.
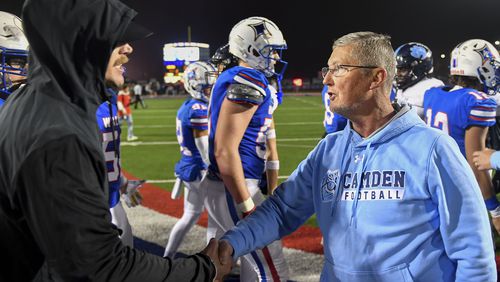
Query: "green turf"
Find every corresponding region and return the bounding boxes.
[120,94,325,227]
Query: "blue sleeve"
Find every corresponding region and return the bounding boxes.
[490,151,500,170]
[427,134,496,280]
[466,91,497,128]
[222,144,319,258]
[188,102,208,131]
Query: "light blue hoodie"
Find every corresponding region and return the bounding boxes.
[222,106,496,281]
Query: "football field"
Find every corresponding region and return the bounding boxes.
[120,94,325,196]
[119,94,326,281]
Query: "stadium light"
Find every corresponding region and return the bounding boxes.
[495,40,500,46]
[440,54,446,59]
[292,78,303,87]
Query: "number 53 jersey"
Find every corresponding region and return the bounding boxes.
[423,85,497,156]
[208,66,274,180]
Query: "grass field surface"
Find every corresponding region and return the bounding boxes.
[120,95,325,190]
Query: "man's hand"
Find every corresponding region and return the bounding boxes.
[201,239,232,282]
[472,149,495,170]
[218,240,234,267]
[492,216,500,235]
[122,179,145,208]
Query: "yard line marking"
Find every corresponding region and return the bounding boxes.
[121,141,179,146]
[288,96,325,108]
[134,107,322,114]
[279,144,317,149]
[133,122,321,129]
[146,175,291,184]
[121,137,320,146]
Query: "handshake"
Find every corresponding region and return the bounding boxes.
[200,239,234,282]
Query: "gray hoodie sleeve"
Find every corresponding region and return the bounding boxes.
[17,136,215,281]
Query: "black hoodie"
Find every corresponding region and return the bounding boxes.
[0,0,215,281]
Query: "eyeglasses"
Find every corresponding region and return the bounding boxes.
[321,64,378,78]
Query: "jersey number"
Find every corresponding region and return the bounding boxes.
[425,109,449,134]
[102,131,120,182]
[176,118,192,156]
[256,118,273,159]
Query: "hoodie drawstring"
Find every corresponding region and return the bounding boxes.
[350,141,372,227]
[331,130,352,216]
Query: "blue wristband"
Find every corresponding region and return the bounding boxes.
[485,196,500,211]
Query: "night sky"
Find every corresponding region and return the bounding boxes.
[3,0,500,81]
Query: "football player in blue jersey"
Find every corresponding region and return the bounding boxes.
[423,39,500,233]
[202,17,290,281]
[322,84,348,135]
[164,61,217,258]
[394,42,444,119]
[472,55,500,172]
[0,11,28,107]
[211,44,282,196]
[97,44,147,247]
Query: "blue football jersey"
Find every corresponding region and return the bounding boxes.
[175,98,208,182]
[390,86,396,102]
[321,85,347,134]
[423,86,497,156]
[208,66,274,179]
[96,92,121,208]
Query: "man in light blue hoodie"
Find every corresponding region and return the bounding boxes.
[216,31,496,281]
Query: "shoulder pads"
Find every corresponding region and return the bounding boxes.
[227,83,265,105]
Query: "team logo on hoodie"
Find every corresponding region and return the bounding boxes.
[321,169,339,202]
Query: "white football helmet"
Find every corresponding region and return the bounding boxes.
[0,11,28,95]
[228,16,287,78]
[183,61,217,102]
[450,39,500,94]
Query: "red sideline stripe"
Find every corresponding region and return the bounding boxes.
[123,170,323,254]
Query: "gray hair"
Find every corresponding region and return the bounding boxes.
[333,31,396,91]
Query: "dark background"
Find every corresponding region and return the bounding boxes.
[3,0,500,81]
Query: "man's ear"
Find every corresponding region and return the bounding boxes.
[369,68,387,91]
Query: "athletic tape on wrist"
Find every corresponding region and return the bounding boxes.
[237,197,255,213]
[266,160,280,170]
[485,196,500,211]
[266,129,276,139]
[490,206,500,218]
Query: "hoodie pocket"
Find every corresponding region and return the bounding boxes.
[325,259,414,282]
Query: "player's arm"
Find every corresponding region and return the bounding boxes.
[193,128,209,165]
[116,95,126,116]
[265,119,279,194]
[215,97,257,208]
[465,126,500,233]
[430,135,496,280]
[18,136,217,280]
[465,126,495,198]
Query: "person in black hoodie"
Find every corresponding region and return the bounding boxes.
[0,0,229,281]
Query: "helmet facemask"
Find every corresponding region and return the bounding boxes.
[0,47,28,95]
[394,42,433,90]
[450,39,500,95]
[478,55,500,96]
[183,61,217,102]
[0,11,29,96]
